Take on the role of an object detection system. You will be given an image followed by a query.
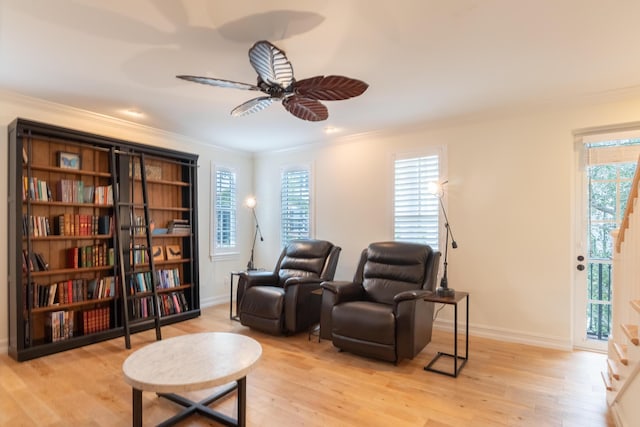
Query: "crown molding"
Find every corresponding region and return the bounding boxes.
[0,89,252,157]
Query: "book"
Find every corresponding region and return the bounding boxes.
[34,253,49,270]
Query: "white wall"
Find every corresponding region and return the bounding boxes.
[0,90,253,351]
[3,88,640,352]
[253,93,640,350]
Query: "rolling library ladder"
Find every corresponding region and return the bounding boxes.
[111,148,162,349]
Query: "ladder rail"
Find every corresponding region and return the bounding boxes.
[112,149,162,349]
[139,153,162,341]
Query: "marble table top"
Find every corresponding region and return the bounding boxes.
[122,332,262,393]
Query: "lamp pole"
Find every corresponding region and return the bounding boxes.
[436,194,457,297]
[246,205,263,271]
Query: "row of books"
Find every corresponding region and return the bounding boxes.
[30,276,117,308]
[133,215,147,235]
[23,176,52,201]
[159,292,189,316]
[45,305,113,342]
[45,310,74,343]
[87,276,117,300]
[57,180,113,205]
[66,244,115,269]
[157,268,181,289]
[131,292,189,319]
[81,307,111,334]
[54,214,111,236]
[130,244,149,264]
[129,268,182,293]
[22,214,112,237]
[130,271,154,293]
[23,250,49,272]
[23,215,51,237]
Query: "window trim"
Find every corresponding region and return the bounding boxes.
[210,162,239,259]
[280,163,314,247]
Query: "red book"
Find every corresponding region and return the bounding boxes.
[67,280,73,304]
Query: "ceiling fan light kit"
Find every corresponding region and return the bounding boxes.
[177,40,368,121]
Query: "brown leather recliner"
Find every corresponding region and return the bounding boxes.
[239,239,341,335]
[320,241,440,363]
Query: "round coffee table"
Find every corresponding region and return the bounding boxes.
[122,332,262,427]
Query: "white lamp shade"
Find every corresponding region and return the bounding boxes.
[245,196,257,209]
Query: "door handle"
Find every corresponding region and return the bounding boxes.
[577,264,585,271]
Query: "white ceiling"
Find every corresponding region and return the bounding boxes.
[2,0,640,152]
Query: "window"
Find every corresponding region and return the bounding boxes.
[281,166,311,246]
[394,154,440,249]
[214,166,237,254]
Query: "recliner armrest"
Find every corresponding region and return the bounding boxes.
[394,289,433,303]
[242,271,278,288]
[283,276,322,288]
[321,280,363,303]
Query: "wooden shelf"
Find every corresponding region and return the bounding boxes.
[24,200,113,208]
[139,177,190,187]
[25,234,112,241]
[24,265,115,277]
[26,164,112,178]
[30,297,116,313]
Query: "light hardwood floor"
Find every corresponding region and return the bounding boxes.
[0,304,613,426]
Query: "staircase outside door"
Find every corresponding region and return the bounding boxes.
[574,134,640,351]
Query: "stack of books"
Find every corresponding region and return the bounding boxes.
[167,219,190,235]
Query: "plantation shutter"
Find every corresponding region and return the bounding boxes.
[394,155,440,249]
[281,167,310,246]
[215,167,236,248]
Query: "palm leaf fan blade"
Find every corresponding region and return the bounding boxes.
[295,75,368,100]
[282,96,328,121]
[249,40,294,89]
[231,97,275,117]
[176,75,259,91]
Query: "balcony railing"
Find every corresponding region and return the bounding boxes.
[586,259,612,341]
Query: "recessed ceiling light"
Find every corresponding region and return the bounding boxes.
[122,109,145,118]
[324,126,341,134]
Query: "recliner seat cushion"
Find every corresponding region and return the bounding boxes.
[241,286,285,319]
[332,301,395,345]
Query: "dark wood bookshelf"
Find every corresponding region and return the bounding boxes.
[8,118,200,361]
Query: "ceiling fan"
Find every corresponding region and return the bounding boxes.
[177,40,369,122]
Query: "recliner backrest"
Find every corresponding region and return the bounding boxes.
[276,239,337,285]
[358,241,434,305]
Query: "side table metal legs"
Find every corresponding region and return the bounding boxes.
[424,294,469,377]
[230,272,242,321]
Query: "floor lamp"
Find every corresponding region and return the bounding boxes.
[428,181,457,297]
[245,196,263,271]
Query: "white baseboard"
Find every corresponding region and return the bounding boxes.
[200,296,228,309]
[433,318,573,351]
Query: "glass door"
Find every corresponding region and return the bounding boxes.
[574,135,640,351]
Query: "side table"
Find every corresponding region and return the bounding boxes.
[229,271,244,321]
[423,291,469,377]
